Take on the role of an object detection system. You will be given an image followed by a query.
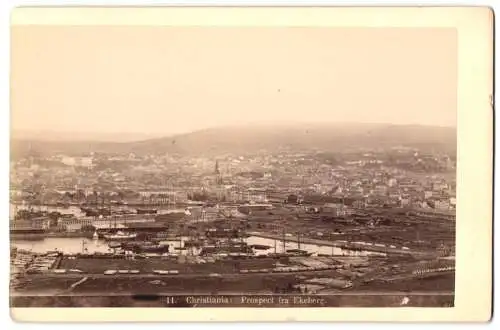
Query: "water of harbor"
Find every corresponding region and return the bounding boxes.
[10,203,86,218]
[11,236,384,257]
[10,203,192,219]
[11,238,192,255]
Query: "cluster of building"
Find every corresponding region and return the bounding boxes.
[10,147,456,224]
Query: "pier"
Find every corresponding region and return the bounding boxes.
[247,232,436,258]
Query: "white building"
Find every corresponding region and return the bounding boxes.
[322,203,346,216]
[374,185,388,196]
[61,156,94,168]
[388,178,397,187]
[434,199,451,210]
[432,182,449,191]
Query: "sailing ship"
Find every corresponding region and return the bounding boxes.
[285,249,312,256]
[108,241,122,249]
[120,241,170,254]
[250,244,271,250]
[80,207,111,217]
[136,208,158,214]
[183,239,205,248]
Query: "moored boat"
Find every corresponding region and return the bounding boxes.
[183,240,205,247]
[103,231,137,241]
[108,242,122,249]
[286,249,312,256]
[120,241,170,254]
[250,244,271,250]
[140,245,169,254]
[80,207,111,217]
[136,208,158,214]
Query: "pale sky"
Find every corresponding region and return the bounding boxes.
[11,27,457,136]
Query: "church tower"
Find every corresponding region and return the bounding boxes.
[215,160,223,185]
[215,160,220,175]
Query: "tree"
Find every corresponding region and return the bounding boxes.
[287,194,298,204]
[64,192,75,201]
[191,192,209,202]
[75,189,86,201]
[81,225,96,232]
[48,212,61,227]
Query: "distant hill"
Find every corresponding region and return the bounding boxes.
[10,123,457,158]
[11,130,167,142]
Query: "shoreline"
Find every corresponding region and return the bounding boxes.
[248,231,436,257]
[10,290,455,297]
[11,232,90,241]
[11,231,437,258]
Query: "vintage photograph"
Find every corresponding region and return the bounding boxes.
[9,18,460,309]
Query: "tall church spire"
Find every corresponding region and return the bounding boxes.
[215,160,220,175]
[215,160,222,185]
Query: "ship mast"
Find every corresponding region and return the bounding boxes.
[82,239,87,253]
[282,228,286,252]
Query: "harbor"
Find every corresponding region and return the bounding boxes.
[10,218,455,309]
[11,235,392,257]
[9,154,456,308]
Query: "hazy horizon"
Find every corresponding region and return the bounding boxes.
[11,27,457,136]
[11,120,456,143]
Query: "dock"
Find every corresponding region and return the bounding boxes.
[247,232,436,257]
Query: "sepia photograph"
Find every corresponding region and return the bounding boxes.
[7,6,493,323]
